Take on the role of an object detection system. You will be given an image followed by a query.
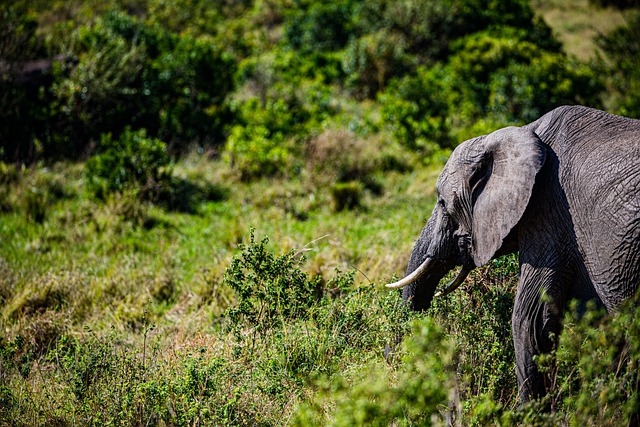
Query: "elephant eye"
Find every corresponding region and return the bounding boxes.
[437,197,449,215]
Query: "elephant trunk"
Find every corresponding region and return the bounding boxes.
[384,246,452,361]
[401,258,453,311]
[386,214,461,311]
[397,237,457,311]
[384,220,459,360]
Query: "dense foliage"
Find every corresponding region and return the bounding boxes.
[597,12,640,117]
[2,0,635,167]
[1,0,640,425]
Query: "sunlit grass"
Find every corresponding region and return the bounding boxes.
[532,0,628,60]
[0,145,446,424]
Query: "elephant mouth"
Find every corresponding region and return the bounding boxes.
[386,256,471,296]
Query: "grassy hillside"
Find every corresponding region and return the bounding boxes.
[0,149,450,425]
[1,0,640,425]
[532,0,628,60]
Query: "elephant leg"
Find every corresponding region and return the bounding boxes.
[512,265,566,402]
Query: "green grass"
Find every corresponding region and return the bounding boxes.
[0,152,442,425]
[2,150,639,425]
[2,1,640,422]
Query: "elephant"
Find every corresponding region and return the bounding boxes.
[386,105,640,402]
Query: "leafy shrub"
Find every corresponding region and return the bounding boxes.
[294,316,454,426]
[0,5,238,162]
[237,54,324,125]
[466,297,640,426]
[146,0,224,34]
[380,28,602,150]
[597,13,640,117]
[85,128,172,201]
[223,230,322,334]
[379,65,453,152]
[292,255,519,425]
[449,28,602,123]
[330,182,363,212]
[488,52,603,123]
[224,95,315,181]
[431,256,519,402]
[549,300,640,425]
[284,0,357,54]
[224,123,291,181]
[220,230,408,373]
[49,10,236,157]
[356,0,542,63]
[342,29,409,99]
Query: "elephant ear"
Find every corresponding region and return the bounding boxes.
[471,127,546,266]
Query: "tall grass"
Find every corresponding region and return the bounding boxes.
[0,154,432,425]
[2,153,638,425]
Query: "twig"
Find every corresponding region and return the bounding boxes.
[350,264,372,284]
[293,234,330,258]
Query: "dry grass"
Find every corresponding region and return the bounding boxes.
[532,0,629,60]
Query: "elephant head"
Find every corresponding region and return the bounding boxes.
[387,126,547,310]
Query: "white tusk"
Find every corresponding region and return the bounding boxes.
[385,257,435,289]
[434,268,470,297]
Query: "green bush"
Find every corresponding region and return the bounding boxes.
[224,123,291,181]
[49,10,236,157]
[379,65,452,152]
[224,94,317,181]
[449,28,602,123]
[85,128,172,201]
[284,0,357,54]
[294,316,454,426]
[466,297,640,426]
[431,256,519,402]
[223,230,322,334]
[488,53,602,123]
[343,29,409,99]
[597,13,640,117]
[220,230,408,379]
[380,27,602,150]
[356,0,546,64]
[146,0,224,34]
[330,182,363,212]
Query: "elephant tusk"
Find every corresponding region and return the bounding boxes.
[385,257,435,289]
[434,268,471,297]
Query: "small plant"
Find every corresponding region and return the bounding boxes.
[85,127,173,202]
[330,181,363,211]
[224,124,290,181]
[223,95,310,182]
[223,229,321,335]
[306,129,382,184]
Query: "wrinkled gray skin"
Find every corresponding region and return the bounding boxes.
[398,105,640,402]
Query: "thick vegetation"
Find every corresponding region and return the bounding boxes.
[1,0,640,425]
